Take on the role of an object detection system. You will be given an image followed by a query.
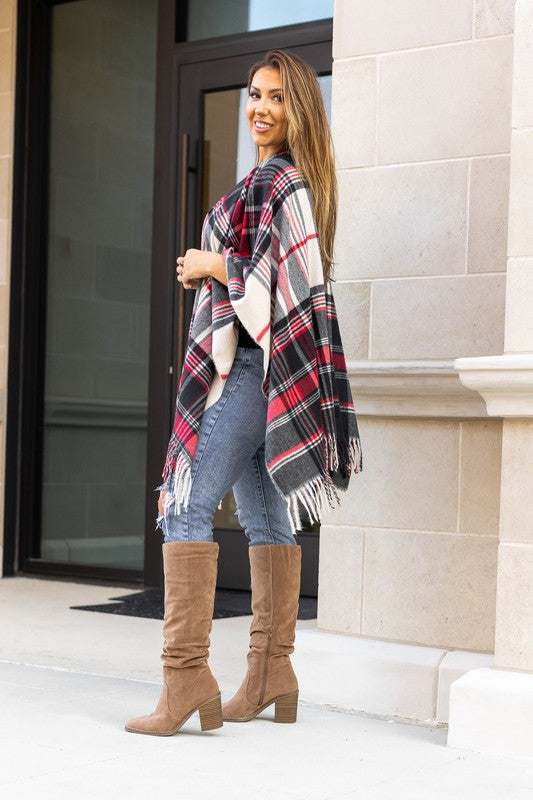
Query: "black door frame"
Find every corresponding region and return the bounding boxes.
[146,6,333,589]
[3,0,333,590]
[5,0,149,585]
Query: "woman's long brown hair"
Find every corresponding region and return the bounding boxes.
[247,49,338,283]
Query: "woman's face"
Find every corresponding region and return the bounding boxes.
[246,67,288,162]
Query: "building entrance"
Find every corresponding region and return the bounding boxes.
[7,1,333,595]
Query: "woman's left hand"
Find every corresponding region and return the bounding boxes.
[176,249,219,284]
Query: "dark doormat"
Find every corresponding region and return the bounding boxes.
[71,588,317,620]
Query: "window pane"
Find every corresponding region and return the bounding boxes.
[187,0,333,41]
[41,0,157,570]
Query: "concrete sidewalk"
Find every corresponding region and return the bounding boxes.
[0,576,532,799]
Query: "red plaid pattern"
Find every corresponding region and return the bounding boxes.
[162,151,363,534]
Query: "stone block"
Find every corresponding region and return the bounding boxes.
[437,650,495,723]
[333,0,472,59]
[0,30,12,93]
[508,129,533,257]
[363,529,498,650]
[474,0,515,37]
[495,542,533,670]
[512,0,533,128]
[331,58,376,169]
[335,161,468,280]
[0,155,10,218]
[0,92,13,156]
[378,38,512,163]
[467,155,510,273]
[323,417,460,532]
[504,259,533,352]
[499,420,533,544]
[317,525,364,634]
[448,667,533,759]
[293,627,446,722]
[458,420,502,536]
[370,274,506,360]
[331,281,370,359]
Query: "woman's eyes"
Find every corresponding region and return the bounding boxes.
[249,91,283,103]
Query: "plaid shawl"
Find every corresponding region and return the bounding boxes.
[162,150,363,535]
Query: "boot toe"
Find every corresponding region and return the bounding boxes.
[125,713,156,734]
[124,712,177,736]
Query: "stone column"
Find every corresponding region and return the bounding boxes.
[312,0,513,725]
[451,0,533,759]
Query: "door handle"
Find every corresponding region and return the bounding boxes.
[176,132,189,381]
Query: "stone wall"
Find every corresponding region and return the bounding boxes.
[447,2,533,756]
[318,0,515,651]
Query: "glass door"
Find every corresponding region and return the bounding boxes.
[39,0,158,571]
[10,0,333,589]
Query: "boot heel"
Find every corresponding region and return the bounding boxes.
[199,694,223,731]
[274,691,298,723]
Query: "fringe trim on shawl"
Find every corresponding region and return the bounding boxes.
[170,454,192,515]
[285,434,363,536]
[162,434,363,534]
[162,453,223,517]
[325,433,363,476]
[346,435,364,475]
[325,433,339,472]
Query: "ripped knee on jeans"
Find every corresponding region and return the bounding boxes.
[154,482,175,530]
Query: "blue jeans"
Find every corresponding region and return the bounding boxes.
[155,346,297,546]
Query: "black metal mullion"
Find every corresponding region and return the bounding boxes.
[5,0,53,577]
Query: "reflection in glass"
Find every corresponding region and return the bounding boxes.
[41,1,157,569]
[187,0,333,41]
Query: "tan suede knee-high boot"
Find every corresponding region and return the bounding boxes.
[222,543,301,723]
[125,541,222,736]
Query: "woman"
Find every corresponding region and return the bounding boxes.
[125,49,363,737]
